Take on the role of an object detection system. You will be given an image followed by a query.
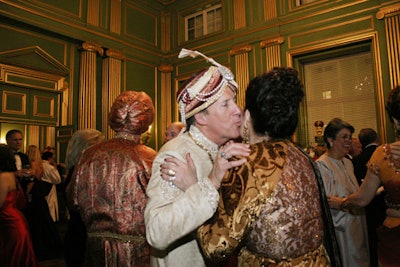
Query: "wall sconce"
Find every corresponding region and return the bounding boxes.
[141,125,152,145]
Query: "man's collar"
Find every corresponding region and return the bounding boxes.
[365,143,378,148]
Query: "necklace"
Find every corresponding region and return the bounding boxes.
[115,132,139,142]
[383,144,400,175]
[188,132,215,164]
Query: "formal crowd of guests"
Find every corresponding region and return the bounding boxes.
[1,48,399,267]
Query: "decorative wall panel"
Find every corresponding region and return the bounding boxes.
[2,91,26,115]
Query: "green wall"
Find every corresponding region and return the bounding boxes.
[0,0,397,153]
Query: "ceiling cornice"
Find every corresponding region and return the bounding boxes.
[156,0,177,5]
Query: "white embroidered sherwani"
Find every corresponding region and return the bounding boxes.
[145,126,220,267]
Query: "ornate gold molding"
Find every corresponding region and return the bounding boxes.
[105,49,125,60]
[158,64,174,73]
[260,36,285,48]
[81,42,104,55]
[229,44,252,56]
[376,3,400,19]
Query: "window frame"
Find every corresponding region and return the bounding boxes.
[184,4,222,41]
[291,40,386,148]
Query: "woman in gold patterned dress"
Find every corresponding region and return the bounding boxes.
[161,67,341,266]
[332,85,400,266]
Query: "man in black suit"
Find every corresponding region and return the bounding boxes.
[352,128,387,267]
[6,129,32,203]
[6,129,30,174]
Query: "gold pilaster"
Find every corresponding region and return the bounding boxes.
[161,11,171,52]
[264,0,278,21]
[87,0,100,26]
[158,64,174,136]
[28,125,40,147]
[377,4,400,89]
[79,42,104,130]
[102,49,124,139]
[230,45,252,108]
[260,36,284,71]
[110,0,121,34]
[233,0,246,29]
[60,81,69,126]
[44,126,55,148]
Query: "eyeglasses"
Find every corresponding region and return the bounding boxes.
[337,134,352,141]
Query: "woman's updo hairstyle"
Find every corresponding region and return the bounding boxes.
[245,67,304,139]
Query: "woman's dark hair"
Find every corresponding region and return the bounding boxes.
[245,67,304,139]
[0,144,16,172]
[385,85,400,122]
[41,151,54,161]
[323,118,354,149]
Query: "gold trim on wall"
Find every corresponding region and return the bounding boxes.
[260,36,284,48]
[288,16,374,49]
[78,42,103,130]
[87,0,100,26]
[161,11,171,52]
[377,4,400,89]
[233,0,246,29]
[230,44,252,56]
[28,125,40,147]
[158,64,174,138]
[264,0,277,21]
[44,126,55,148]
[110,0,122,35]
[376,3,400,20]
[0,64,64,92]
[230,45,252,109]
[384,15,400,89]
[102,49,124,139]
[260,36,284,71]
[2,91,26,115]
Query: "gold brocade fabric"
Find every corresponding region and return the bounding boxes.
[238,244,329,267]
[368,145,400,209]
[198,141,328,266]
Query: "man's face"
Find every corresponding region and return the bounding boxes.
[200,88,242,146]
[164,123,183,143]
[7,132,23,152]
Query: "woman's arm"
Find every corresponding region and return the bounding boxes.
[336,169,381,210]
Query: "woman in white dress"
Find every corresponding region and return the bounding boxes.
[316,117,370,267]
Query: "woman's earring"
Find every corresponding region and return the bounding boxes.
[243,123,249,144]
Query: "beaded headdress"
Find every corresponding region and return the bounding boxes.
[177,48,238,126]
